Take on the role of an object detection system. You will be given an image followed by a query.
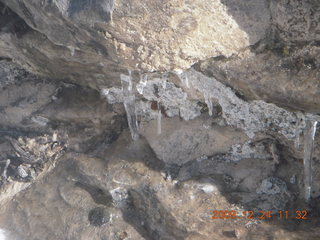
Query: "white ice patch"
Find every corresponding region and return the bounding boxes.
[180,69,320,139]
[198,184,219,194]
[204,93,213,116]
[68,46,75,56]
[136,74,148,94]
[157,102,162,135]
[0,229,7,240]
[31,116,49,126]
[303,120,318,201]
[101,87,123,104]
[121,71,139,140]
[196,155,208,162]
[136,77,201,121]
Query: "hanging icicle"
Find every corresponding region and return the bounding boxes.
[185,76,190,88]
[178,74,190,88]
[294,112,305,150]
[204,93,213,116]
[1,159,10,179]
[157,102,162,135]
[120,70,139,140]
[294,132,301,150]
[303,119,318,202]
[137,74,148,95]
[68,46,75,56]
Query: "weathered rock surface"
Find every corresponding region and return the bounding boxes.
[0,60,126,203]
[196,44,320,113]
[0,0,320,239]
[0,0,270,73]
[0,129,320,240]
[0,60,319,240]
[1,0,319,112]
[141,116,248,165]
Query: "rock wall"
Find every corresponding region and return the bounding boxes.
[0,0,320,239]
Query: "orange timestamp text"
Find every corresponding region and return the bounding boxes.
[210,210,308,220]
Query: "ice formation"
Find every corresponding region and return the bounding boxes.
[157,102,162,135]
[185,76,190,88]
[136,74,148,95]
[68,46,75,56]
[1,159,10,179]
[204,93,213,116]
[101,87,123,104]
[303,120,318,201]
[0,229,6,240]
[179,74,190,88]
[120,71,139,140]
[256,177,287,195]
[102,73,202,123]
[229,141,272,162]
[17,165,28,178]
[294,112,305,150]
[178,69,317,140]
[135,76,202,121]
[103,68,319,150]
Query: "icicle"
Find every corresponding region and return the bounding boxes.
[68,46,75,56]
[137,74,148,95]
[185,77,190,88]
[162,80,167,90]
[204,93,213,116]
[294,112,304,150]
[303,119,318,202]
[294,132,300,150]
[120,70,139,140]
[157,102,162,135]
[161,73,168,89]
[178,74,190,88]
[2,159,10,179]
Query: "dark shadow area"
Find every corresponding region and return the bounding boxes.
[38,84,127,153]
[68,0,113,23]
[0,2,31,38]
[220,0,271,46]
[53,156,179,239]
[98,131,165,173]
[122,186,189,240]
[75,181,113,207]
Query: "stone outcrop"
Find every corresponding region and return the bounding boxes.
[0,0,319,239]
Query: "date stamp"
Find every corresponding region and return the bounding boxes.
[210,210,308,220]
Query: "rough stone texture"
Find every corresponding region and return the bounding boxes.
[178,69,316,139]
[141,116,247,165]
[196,44,320,113]
[0,58,320,239]
[0,0,320,239]
[0,60,126,204]
[270,0,320,42]
[0,0,319,113]
[109,0,270,71]
[0,0,270,72]
[0,132,317,240]
[0,0,271,88]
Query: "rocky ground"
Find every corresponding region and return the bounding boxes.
[0,0,320,240]
[0,59,319,240]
